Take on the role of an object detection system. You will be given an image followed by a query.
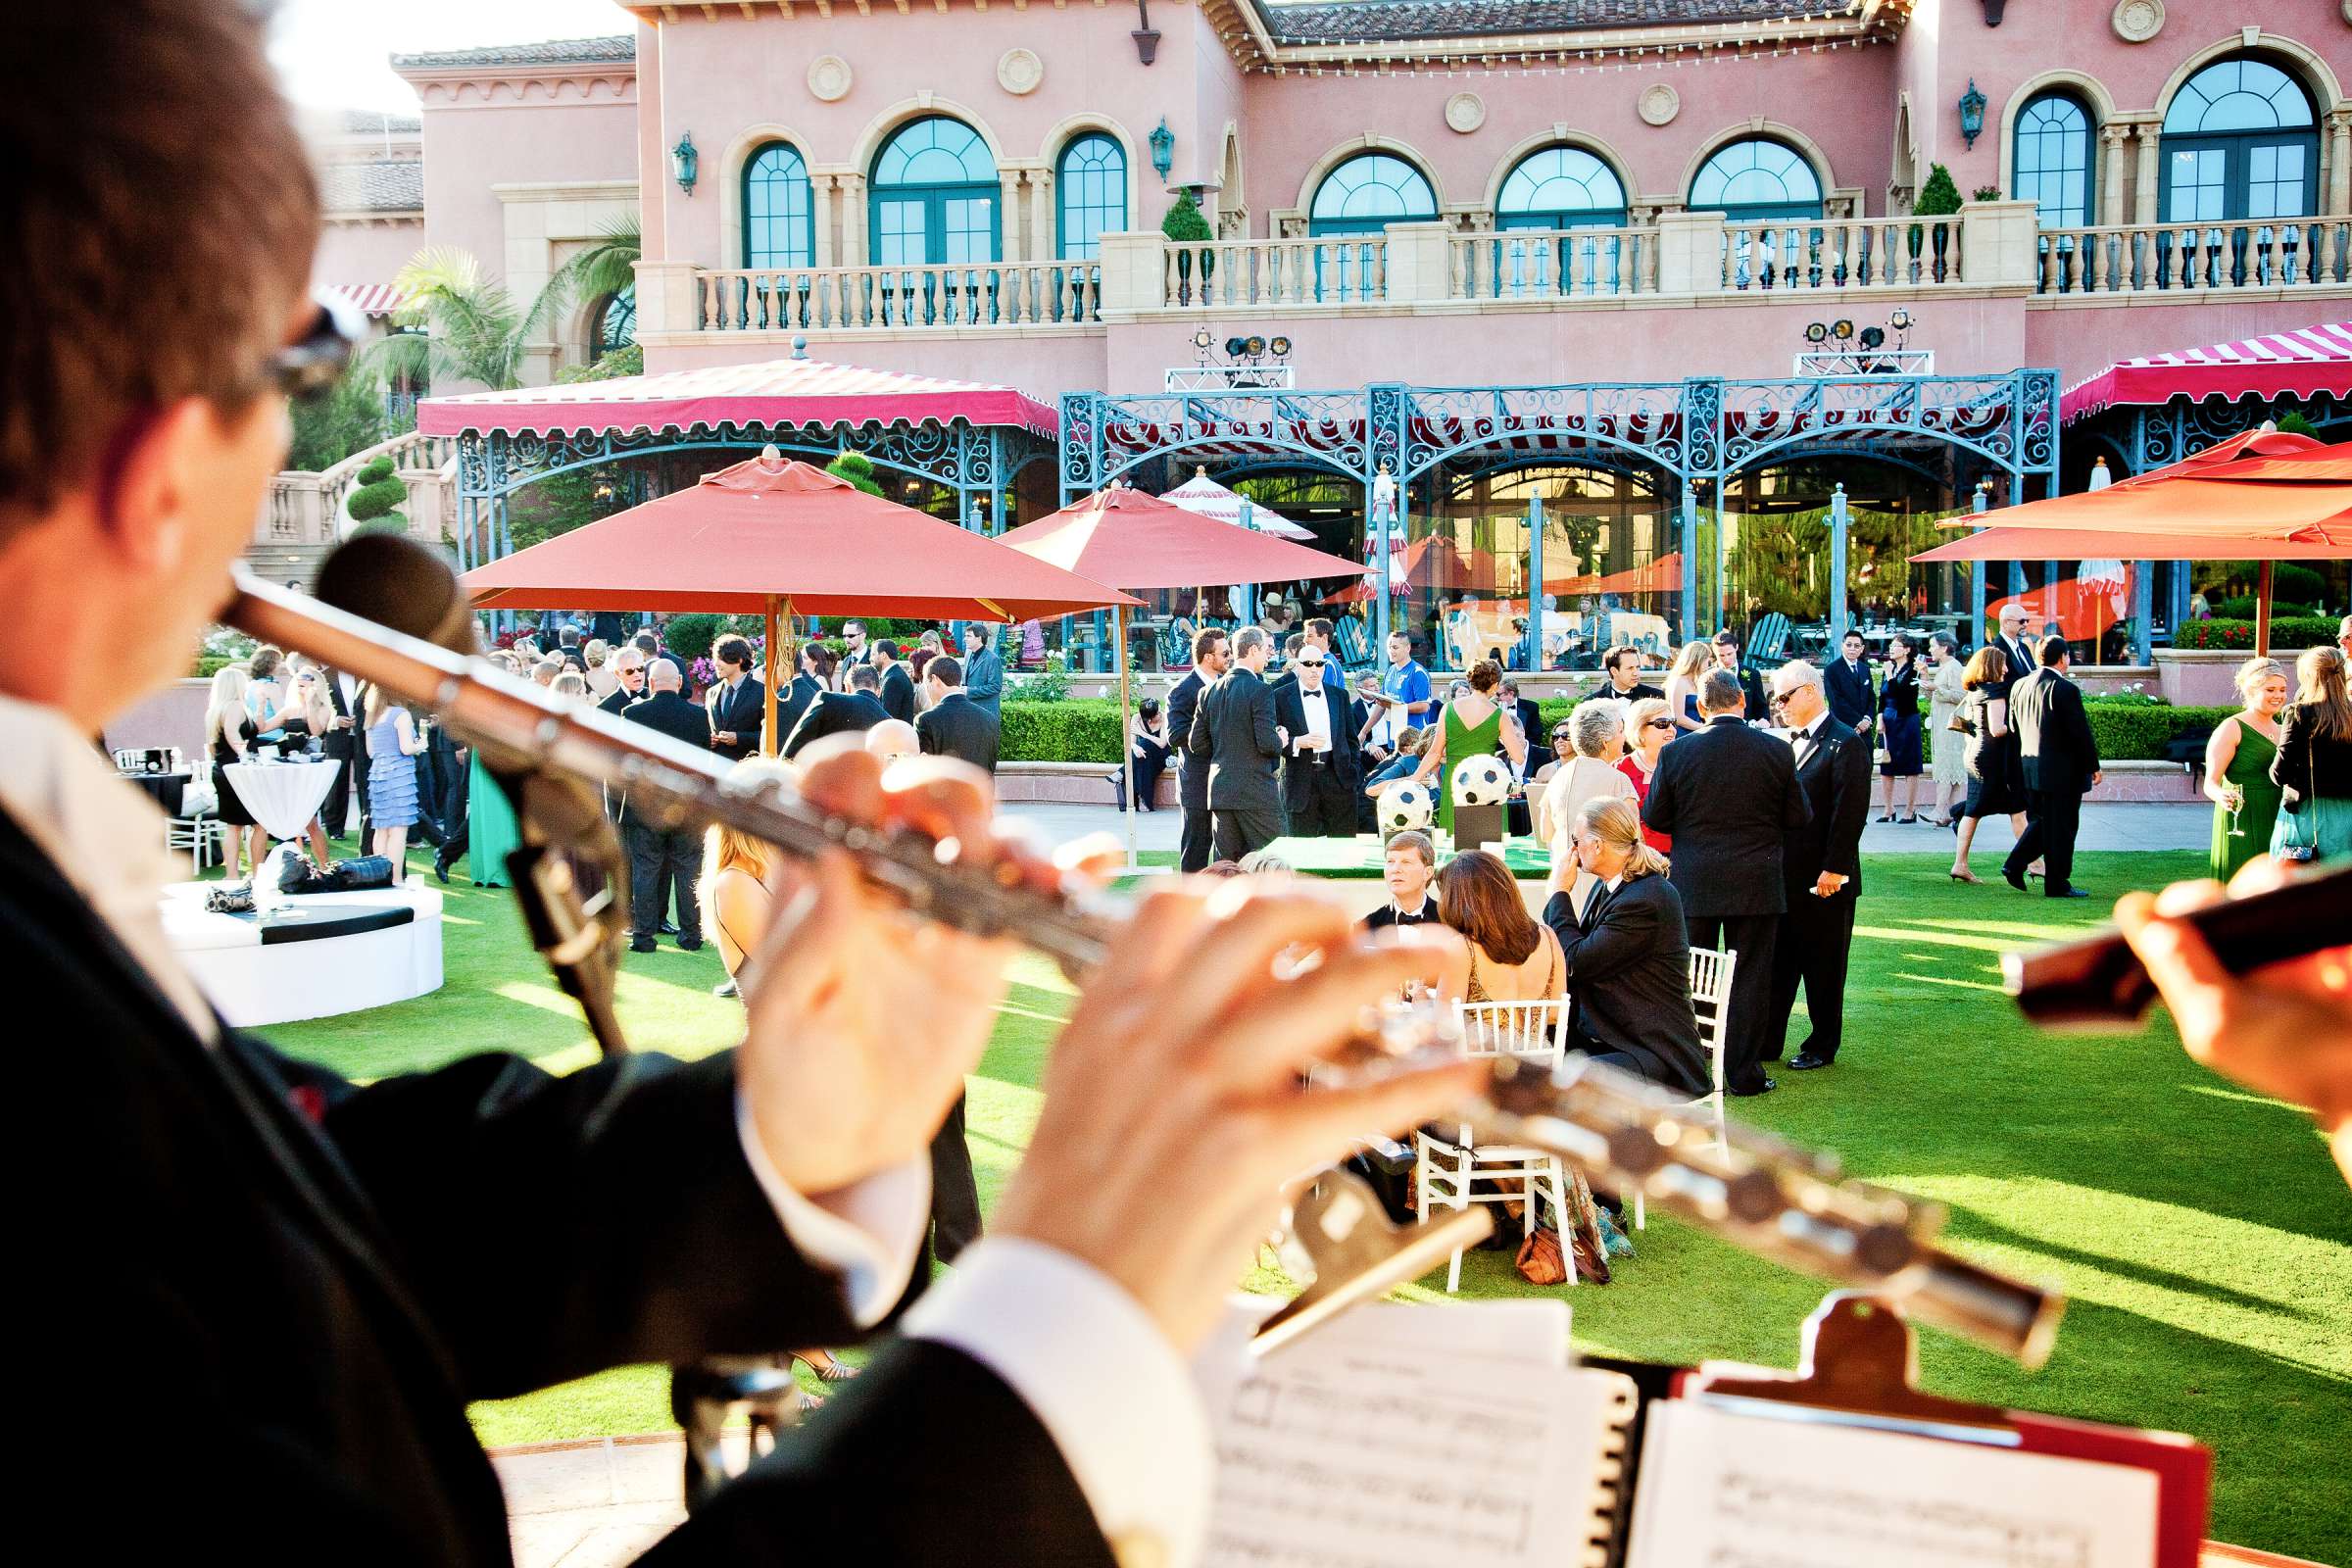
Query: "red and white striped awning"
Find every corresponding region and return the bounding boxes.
[2061,321,2352,422]
[418,355,1057,439]
[322,282,412,318]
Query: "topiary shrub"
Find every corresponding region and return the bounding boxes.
[1000,699,1123,762]
[1910,164,1963,278]
[357,456,397,485]
[825,449,886,497]
[2213,596,2315,621]
[662,612,724,662]
[1162,191,1216,303]
[352,512,409,538]
[345,476,407,521]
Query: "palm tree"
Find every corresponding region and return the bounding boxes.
[366,220,641,393]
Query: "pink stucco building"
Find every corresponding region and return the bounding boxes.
[313,0,2352,666]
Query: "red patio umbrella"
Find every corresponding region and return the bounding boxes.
[463,449,1136,753]
[1912,436,2352,654]
[997,483,1365,858]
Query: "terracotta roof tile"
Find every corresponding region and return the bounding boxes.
[1255,0,1829,43]
[390,34,635,70]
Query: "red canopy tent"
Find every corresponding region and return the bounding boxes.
[1913,436,2352,654]
[997,484,1365,858]
[462,449,1135,752]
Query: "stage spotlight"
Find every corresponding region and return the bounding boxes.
[1245,335,1266,357]
[1805,321,1829,343]
[1832,318,1855,341]
[1270,335,1293,357]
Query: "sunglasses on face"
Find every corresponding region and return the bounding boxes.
[1643,717,1674,729]
[265,297,362,406]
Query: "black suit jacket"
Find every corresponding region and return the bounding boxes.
[1167,670,1212,810]
[783,691,891,760]
[1271,680,1358,811]
[1641,714,1811,917]
[7,807,1106,1566]
[879,663,917,726]
[773,672,821,745]
[1995,636,2041,699]
[916,692,1000,775]
[596,684,638,719]
[708,675,765,762]
[1187,666,1283,812]
[1541,876,1709,1096]
[321,669,368,762]
[1605,680,1665,705]
[618,691,714,824]
[2009,666,2099,796]
[1782,716,1872,899]
[1823,657,1878,731]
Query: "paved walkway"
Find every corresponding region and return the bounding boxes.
[497,1438,696,1568]
[1004,801,2213,859]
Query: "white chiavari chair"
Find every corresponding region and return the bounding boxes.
[1686,946,1739,1157]
[1415,996,1572,1291]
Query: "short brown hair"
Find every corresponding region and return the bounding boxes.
[1193,625,1229,663]
[713,634,754,669]
[1436,850,1541,965]
[2,1,320,525]
[928,655,963,686]
[1467,659,1502,693]
[1383,829,1435,866]
[1305,617,1335,642]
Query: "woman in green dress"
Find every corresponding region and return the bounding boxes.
[465,651,525,888]
[1408,660,1527,834]
[2204,657,2288,882]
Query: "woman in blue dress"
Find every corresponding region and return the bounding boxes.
[364,685,428,884]
[1877,632,1925,823]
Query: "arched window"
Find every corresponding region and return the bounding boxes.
[591,285,635,363]
[1496,146,1628,229]
[2160,57,2318,223]
[2014,93,2094,229]
[1056,132,1126,261]
[742,141,814,270]
[1687,137,1824,220]
[1307,152,1437,235]
[870,116,1001,267]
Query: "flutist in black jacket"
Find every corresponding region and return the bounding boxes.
[10,18,1474,1558]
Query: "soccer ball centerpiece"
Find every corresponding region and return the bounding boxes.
[1377,779,1435,834]
[1450,754,1512,808]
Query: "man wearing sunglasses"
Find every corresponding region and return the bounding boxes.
[1272,645,1359,838]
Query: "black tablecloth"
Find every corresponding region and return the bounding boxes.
[122,770,190,817]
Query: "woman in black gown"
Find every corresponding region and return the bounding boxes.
[1950,644,2023,883]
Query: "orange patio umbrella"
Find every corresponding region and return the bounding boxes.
[997,483,1365,858]
[1912,436,2352,654]
[463,449,1137,753]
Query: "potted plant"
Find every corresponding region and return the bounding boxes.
[1910,164,1962,282]
[1163,192,1214,306]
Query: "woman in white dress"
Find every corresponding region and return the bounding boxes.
[1924,632,1968,826]
[1537,700,1637,911]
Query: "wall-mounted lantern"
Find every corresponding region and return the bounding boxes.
[1958,80,1986,151]
[1150,119,1175,180]
[671,131,699,196]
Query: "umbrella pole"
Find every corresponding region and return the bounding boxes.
[762,594,781,758]
[2254,561,2274,658]
[1119,604,1137,867]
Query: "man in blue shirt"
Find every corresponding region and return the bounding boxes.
[1362,630,1433,762]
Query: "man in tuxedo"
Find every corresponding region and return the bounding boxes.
[2003,634,2101,899]
[783,663,892,759]
[1713,631,1769,721]
[1763,661,1871,1071]
[835,619,874,687]
[915,656,999,775]
[1822,629,1878,739]
[1361,831,1439,930]
[5,17,1477,1557]
[318,663,369,840]
[1500,679,1549,772]
[1601,646,1664,704]
[557,624,588,673]
[1272,644,1356,837]
[1641,669,1811,1095]
[1187,625,1285,861]
[596,647,647,719]
[1992,603,2041,699]
[619,662,710,952]
[706,634,765,761]
[960,623,1004,723]
[1167,626,1230,873]
[874,640,917,725]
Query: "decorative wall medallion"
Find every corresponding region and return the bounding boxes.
[2110,0,2164,43]
[1444,91,1485,134]
[1638,82,1681,126]
[997,48,1044,96]
[807,54,853,102]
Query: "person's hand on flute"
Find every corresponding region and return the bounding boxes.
[2115,858,2352,1188]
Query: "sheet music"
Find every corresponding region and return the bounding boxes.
[1196,1299,1616,1568]
[1625,1402,2160,1568]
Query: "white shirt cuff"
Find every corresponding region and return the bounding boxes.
[905,1237,1212,1568]
[734,1093,928,1329]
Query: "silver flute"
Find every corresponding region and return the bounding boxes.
[222,549,2061,1368]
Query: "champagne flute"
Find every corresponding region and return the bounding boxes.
[2223,781,2246,839]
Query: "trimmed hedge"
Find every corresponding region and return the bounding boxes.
[356,456,397,485]
[1003,700,1124,763]
[2084,702,2234,760]
[663,612,724,662]
[345,476,406,521]
[2174,617,2337,651]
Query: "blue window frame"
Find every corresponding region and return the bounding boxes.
[2014,93,2095,229]
[1308,153,1437,235]
[1496,146,1628,229]
[2160,57,2318,223]
[870,116,1001,267]
[742,141,814,270]
[592,285,634,362]
[1056,132,1125,261]
[1687,137,1824,221]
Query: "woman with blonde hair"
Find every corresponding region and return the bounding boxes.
[1663,639,1716,733]
[1541,797,1709,1099]
[2204,657,2289,881]
[583,639,616,700]
[1615,695,1677,853]
[1535,701,1636,905]
[204,664,263,877]
[2269,645,2352,863]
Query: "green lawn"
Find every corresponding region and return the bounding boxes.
[262,847,2352,1561]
